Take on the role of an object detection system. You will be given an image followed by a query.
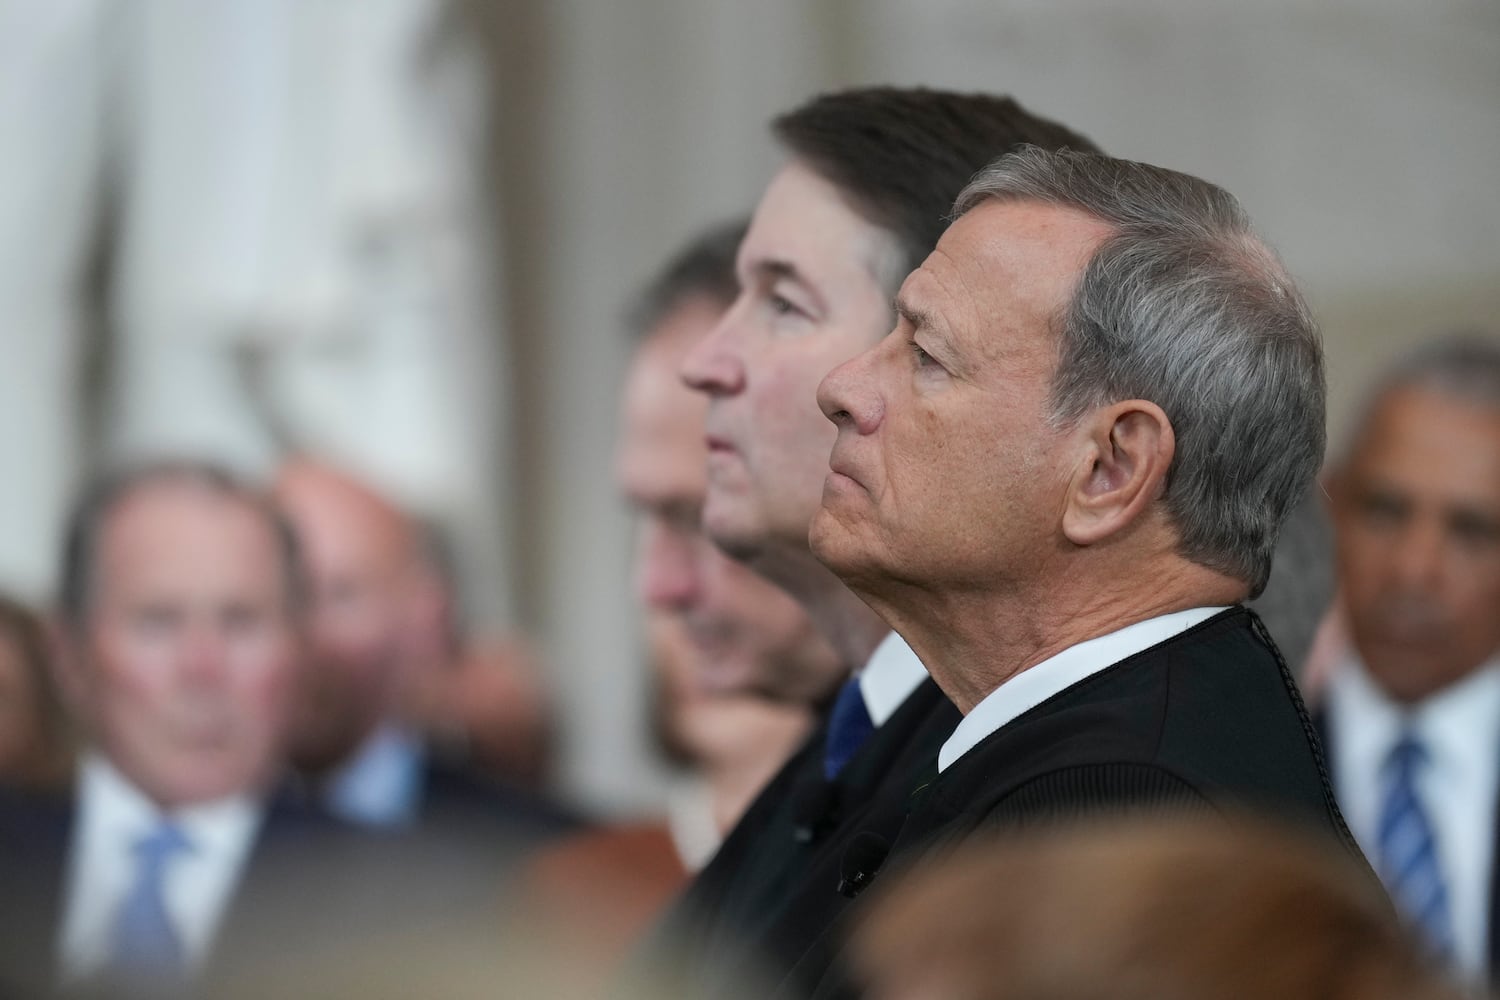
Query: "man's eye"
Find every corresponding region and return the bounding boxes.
[1357,492,1406,526]
[911,342,937,368]
[769,293,798,316]
[133,608,180,635]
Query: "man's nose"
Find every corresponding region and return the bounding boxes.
[179,622,231,683]
[1389,518,1445,590]
[818,344,883,434]
[681,307,745,396]
[635,522,702,612]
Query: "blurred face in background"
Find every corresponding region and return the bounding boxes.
[617,295,843,704]
[681,162,902,567]
[275,462,419,774]
[62,481,298,808]
[1333,385,1500,703]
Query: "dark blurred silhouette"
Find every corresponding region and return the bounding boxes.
[1321,333,1500,982]
[0,595,74,794]
[853,815,1460,1000]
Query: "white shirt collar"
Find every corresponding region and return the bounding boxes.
[664,774,720,874]
[60,754,263,980]
[1326,650,1500,978]
[938,607,1229,772]
[857,631,931,728]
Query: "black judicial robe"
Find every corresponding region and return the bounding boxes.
[788,607,1369,1000]
[647,676,960,997]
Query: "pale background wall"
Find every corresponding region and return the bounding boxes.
[477,0,1499,814]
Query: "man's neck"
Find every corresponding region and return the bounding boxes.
[863,557,1245,713]
[750,545,890,672]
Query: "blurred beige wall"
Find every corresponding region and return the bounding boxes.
[477,0,1498,814]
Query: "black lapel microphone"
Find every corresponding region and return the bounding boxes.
[837,832,890,898]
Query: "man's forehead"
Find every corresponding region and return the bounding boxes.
[740,161,900,286]
[1350,387,1500,493]
[946,198,1112,277]
[900,200,1110,345]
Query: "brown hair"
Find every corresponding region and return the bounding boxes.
[855,814,1461,1000]
[773,88,1099,287]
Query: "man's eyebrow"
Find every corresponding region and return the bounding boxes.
[894,294,934,331]
[751,258,803,284]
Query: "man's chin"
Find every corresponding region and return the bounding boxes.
[702,498,766,561]
[808,508,867,581]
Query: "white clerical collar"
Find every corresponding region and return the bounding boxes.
[856,631,931,728]
[938,607,1230,772]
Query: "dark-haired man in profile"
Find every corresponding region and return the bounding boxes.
[656,88,1099,995]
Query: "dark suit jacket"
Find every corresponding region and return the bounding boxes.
[1314,707,1500,979]
[645,677,960,997]
[0,782,439,998]
[790,607,1367,1000]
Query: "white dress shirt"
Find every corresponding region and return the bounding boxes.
[856,630,932,729]
[939,607,1230,772]
[58,755,263,981]
[1326,651,1500,979]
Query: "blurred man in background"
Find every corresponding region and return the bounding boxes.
[0,463,341,995]
[274,458,574,843]
[664,88,1099,995]
[1322,334,1500,982]
[517,221,831,990]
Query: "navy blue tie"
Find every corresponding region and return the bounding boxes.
[824,677,876,781]
[109,820,192,983]
[1376,732,1453,959]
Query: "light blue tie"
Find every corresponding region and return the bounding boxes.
[109,820,193,982]
[1376,732,1454,958]
[824,677,876,781]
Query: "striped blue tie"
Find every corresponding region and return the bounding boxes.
[109,820,193,983]
[1376,733,1453,958]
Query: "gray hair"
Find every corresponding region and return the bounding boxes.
[955,146,1325,597]
[60,460,306,628]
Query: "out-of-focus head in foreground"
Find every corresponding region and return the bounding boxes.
[854,815,1462,1000]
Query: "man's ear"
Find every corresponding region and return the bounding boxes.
[1061,400,1175,546]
